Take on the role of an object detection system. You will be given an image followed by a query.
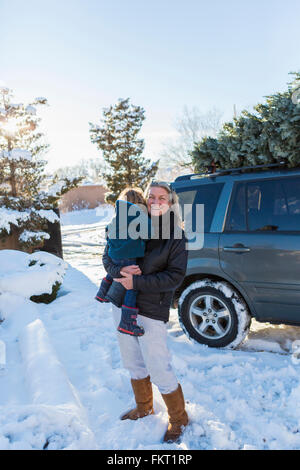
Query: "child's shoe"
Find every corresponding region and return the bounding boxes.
[118,305,145,336]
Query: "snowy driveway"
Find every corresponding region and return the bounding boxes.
[59,212,300,450]
[1,208,300,450]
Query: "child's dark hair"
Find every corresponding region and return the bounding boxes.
[118,187,147,206]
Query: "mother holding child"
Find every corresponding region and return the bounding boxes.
[96,181,189,444]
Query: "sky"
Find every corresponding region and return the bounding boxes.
[1,0,300,171]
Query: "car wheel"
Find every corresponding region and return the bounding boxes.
[178,279,251,349]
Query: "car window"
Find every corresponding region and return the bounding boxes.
[282,178,300,215]
[247,180,282,231]
[226,184,247,231]
[226,177,300,232]
[176,183,224,232]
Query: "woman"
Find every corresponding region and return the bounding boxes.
[102,181,189,443]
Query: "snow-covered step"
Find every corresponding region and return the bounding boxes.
[19,319,79,406]
[18,319,97,449]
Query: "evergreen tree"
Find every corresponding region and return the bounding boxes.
[0,86,82,249]
[0,88,48,198]
[191,72,300,173]
[89,98,158,203]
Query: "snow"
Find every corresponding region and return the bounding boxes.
[34,209,60,224]
[18,318,97,449]
[0,87,10,95]
[1,148,32,161]
[0,250,67,298]
[19,230,50,243]
[0,207,30,233]
[25,105,36,115]
[60,204,113,227]
[19,319,81,407]
[46,180,66,197]
[0,207,59,239]
[0,340,5,370]
[8,103,22,110]
[1,206,300,449]
[34,97,48,104]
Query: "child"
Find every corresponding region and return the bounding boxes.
[95,187,152,337]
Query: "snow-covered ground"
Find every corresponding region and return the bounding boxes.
[1,205,300,450]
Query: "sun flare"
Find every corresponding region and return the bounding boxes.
[1,118,20,136]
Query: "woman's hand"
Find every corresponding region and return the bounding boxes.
[121,265,141,276]
[114,271,134,290]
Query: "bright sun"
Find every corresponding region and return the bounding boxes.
[1,119,20,136]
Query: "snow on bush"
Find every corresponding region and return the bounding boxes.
[0,148,32,161]
[19,230,50,245]
[0,207,30,234]
[34,209,60,224]
[0,250,68,302]
[0,206,60,249]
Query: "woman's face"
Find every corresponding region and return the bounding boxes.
[147,186,171,216]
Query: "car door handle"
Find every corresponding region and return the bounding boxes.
[223,245,251,253]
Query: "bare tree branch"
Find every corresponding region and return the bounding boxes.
[158,106,223,179]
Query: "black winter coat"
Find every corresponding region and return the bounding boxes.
[102,226,188,322]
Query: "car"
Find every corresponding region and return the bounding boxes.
[171,163,300,349]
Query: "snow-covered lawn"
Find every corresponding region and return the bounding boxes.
[1,205,300,450]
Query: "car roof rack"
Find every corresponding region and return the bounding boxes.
[174,161,290,182]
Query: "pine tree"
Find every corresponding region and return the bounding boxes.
[0,88,49,198]
[0,87,82,249]
[191,72,300,173]
[89,98,158,203]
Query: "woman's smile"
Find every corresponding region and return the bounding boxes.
[147,186,171,216]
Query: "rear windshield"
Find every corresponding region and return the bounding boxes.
[176,183,224,232]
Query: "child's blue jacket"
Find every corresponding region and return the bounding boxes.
[106,200,152,260]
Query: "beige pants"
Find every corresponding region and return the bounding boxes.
[111,304,178,394]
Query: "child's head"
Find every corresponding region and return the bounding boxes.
[118,187,147,206]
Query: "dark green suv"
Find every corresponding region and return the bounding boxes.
[172,164,300,349]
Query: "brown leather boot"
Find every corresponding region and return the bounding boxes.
[121,375,154,420]
[161,384,189,443]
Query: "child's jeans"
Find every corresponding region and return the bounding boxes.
[95,257,137,305]
[95,257,144,336]
[111,257,137,308]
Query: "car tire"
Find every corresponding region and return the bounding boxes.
[178,279,251,349]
